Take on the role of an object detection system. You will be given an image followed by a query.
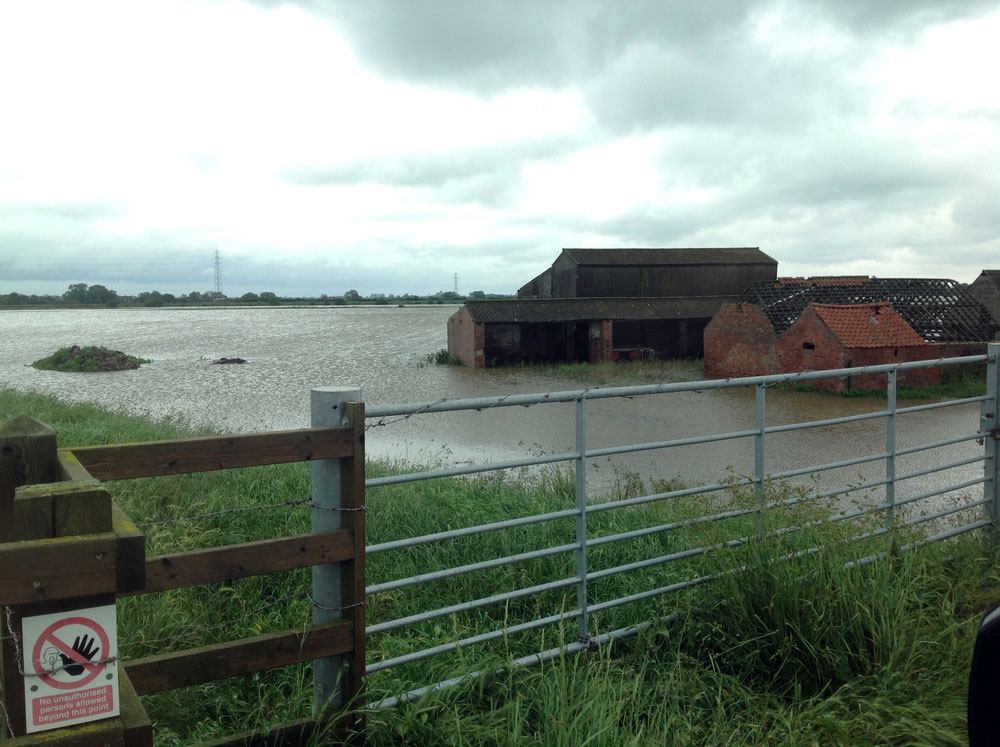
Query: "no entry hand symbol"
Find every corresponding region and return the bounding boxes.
[31,617,111,690]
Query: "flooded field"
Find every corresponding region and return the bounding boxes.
[0,306,987,510]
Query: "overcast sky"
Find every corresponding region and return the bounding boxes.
[2,0,998,298]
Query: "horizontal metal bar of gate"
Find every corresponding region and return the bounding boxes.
[366,576,580,635]
[366,542,578,596]
[367,507,578,555]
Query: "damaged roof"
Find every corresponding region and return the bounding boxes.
[742,276,995,342]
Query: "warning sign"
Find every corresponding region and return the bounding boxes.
[21,605,119,734]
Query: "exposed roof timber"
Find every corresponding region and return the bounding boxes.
[742,277,995,342]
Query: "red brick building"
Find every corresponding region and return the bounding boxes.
[703,303,778,378]
[703,276,994,385]
[776,303,942,391]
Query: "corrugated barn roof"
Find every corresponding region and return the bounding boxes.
[462,297,737,324]
[560,247,776,266]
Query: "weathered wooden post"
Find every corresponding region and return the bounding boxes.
[311,388,365,729]
[985,343,1000,529]
[0,417,150,743]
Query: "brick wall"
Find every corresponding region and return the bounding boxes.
[851,346,943,388]
[447,307,486,368]
[703,303,779,378]
[777,308,944,390]
[776,307,848,390]
[588,320,613,363]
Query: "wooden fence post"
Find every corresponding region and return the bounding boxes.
[0,417,60,739]
[0,418,150,744]
[986,343,1000,530]
[310,388,363,720]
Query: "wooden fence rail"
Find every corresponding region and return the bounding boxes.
[0,399,366,746]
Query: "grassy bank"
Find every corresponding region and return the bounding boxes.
[1,388,994,745]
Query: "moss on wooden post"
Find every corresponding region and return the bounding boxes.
[0,417,59,488]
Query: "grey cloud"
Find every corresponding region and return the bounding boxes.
[585,39,867,133]
[250,0,753,95]
[810,0,999,37]
[952,192,1000,243]
[279,134,592,207]
[251,1,994,95]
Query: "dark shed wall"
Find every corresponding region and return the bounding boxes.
[517,269,554,299]
[551,253,578,298]
[969,273,1000,330]
[574,263,775,298]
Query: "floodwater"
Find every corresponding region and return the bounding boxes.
[0,307,987,513]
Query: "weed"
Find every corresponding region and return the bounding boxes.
[30,345,151,372]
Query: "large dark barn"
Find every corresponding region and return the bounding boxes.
[449,247,777,368]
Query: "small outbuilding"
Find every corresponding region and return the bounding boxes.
[777,303,942,391]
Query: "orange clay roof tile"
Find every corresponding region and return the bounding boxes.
[809,302,927,348]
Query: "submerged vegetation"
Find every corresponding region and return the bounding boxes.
[30,345,151,372]
[775,363,987,400]
[0,387,992,745]
[517,357,704,385]
[421,348,462,366]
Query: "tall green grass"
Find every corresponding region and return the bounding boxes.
[1,388,994,745]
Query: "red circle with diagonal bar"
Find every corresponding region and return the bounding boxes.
[31,616,110,690]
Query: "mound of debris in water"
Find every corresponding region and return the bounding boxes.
[31,345,151,372]
[213,357,248,364]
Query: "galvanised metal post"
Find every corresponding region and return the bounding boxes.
[985,343,1000,527]
[886,368,897,539]
[575,395,589,642]
[312,386,361,713]
[754,384,766,535]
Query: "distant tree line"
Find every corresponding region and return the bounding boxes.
[0,283,511,308]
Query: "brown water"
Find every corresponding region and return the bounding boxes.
[0,307,986,512]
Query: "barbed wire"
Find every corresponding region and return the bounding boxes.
[366,397,452,430]
[0,689,13,738]
[5,605,118,678]
[366,388,604,432]
[4,592,364,681]
[137,498,311,527]
[4,607,23,672]
[118,593,362,652]
[137,499,365,529]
